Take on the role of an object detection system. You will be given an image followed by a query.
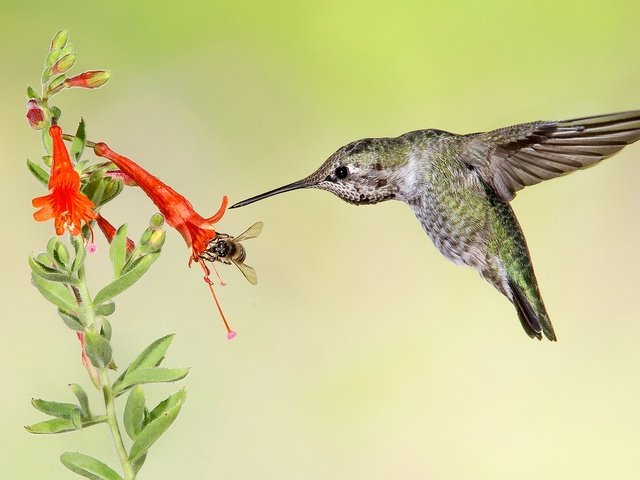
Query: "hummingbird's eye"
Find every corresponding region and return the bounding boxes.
[335,165,349,179]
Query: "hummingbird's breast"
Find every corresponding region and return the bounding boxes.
[406,136,492,270]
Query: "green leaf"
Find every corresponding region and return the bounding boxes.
[131,453,147,475]
[128,390,186,462]
[87,175,108,206]
[100,317,112,341]
[50,106,62,122]
[60,452,123,480]
[98,178,124,206]
[71,408,83,429]
[41,127,52,154]
[110,224,128,277]
[31,272,78,313]
[71,118,86,161]
[31,399,80,419]
[58,309,85,330]
[113,334,174,389]
[29,255,79,285]
[27,158,49,186]
[27,85,40,99]
[148,388,187,423]
[47,237,70,271]
[69,384,91,418]
[114,368,189,397]
[84,330,112,368]
[26,417,78,434]
[93,252,159,305]
[71,236,87,274]
[124,386,145,440]
[95,302,115,316]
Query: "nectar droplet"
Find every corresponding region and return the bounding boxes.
[227,330,237,340]
[87,243,98,254]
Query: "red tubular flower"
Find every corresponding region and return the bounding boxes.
[93,142,227,260]
[93,142,235,339]
[32,126,96,235]
[95,213,136,254]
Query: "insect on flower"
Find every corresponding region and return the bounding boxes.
[200,222,264,285]
[92,141,246,339]
[32,125,96,236]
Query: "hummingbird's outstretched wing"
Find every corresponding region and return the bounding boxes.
[472,110,640,202]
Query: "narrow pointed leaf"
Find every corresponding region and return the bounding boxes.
[29,256,79,285]
[27,85,40,99]
[71,118,86,161]
[69,384,91,418]
[113,334,174,388]
[124,386,145,440]
[109,224,128,277]
[71,409,83,429]
[84,330,112,368]
[148,388,187,423]
[98,178,124,206]
[58,309,85,331]
[26,417,78,434]
[128,391,186,462]
[71,236,87,274]
[31,399,80,419]
[60,452,123,480]
[114,368,189,397]
[31,272,78,313]
[93,252,159,306]
[95,302,115,316]
[26,158,49,186]
[131,453,147,474]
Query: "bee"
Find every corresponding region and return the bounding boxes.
[200,222,263,285]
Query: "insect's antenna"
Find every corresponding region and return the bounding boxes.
[197,258,236,340]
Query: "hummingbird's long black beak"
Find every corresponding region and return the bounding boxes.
[229,180,308,209]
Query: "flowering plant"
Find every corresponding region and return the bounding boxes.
[25,30,245,480]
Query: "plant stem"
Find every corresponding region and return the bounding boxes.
[76,265,135,480]
[99,369,136,480]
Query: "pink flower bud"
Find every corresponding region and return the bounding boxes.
[26,99,47,130]
[64,70,111,89]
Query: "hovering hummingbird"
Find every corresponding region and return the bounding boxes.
[230,111,640,341]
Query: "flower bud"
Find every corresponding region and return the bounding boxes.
[46,74,66,96]
[50,29,69,52]
[149,213,165,229]
[51,52,77,75]
[26,99,47,130]
[64,70,111,89]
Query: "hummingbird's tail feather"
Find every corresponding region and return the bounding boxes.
[508,278,557,341]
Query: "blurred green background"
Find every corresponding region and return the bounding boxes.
[3,1,640,478]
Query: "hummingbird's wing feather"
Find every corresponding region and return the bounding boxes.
[476,110,640,201]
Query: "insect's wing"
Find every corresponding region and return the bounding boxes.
[232,259,258,285]
[234,221,264,242]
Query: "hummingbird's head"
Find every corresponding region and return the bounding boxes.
[230,137,405,209]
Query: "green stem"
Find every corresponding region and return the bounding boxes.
[76,265,136,480]
[99,369,136,480]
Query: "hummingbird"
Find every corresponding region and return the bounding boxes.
[230,110,640,341]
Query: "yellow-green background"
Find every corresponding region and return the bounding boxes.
[2,1,640,478]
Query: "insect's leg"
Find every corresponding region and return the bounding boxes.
[211,263,227,286]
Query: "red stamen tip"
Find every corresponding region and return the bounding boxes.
[227,330,237,340]
[87,243,98,254]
